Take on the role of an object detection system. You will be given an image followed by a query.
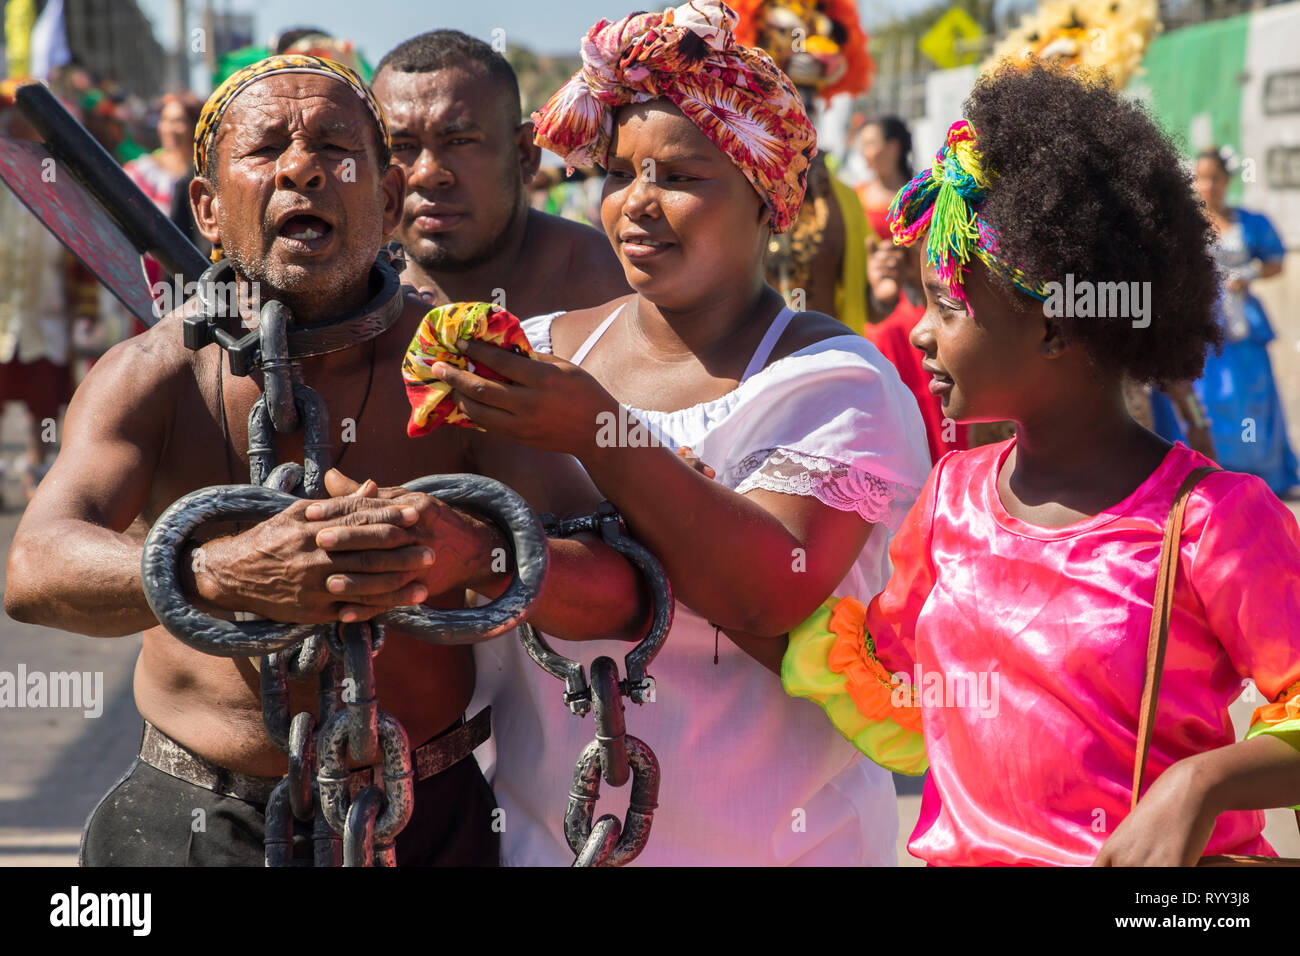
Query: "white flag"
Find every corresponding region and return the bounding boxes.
[30,0,71,81]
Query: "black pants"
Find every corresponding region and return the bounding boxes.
[80,755,500,867]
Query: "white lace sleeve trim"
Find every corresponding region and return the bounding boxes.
[732,447,919,531]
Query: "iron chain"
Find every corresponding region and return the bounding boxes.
[519,504,674,866]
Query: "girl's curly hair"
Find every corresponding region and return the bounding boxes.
[967,63,1222,385]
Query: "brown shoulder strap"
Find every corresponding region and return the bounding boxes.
[1131,465,1219,811]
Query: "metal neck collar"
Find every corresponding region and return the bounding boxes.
[183,244,407,377]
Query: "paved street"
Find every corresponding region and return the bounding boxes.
[0,407,141,865]
[1,400,1297,867]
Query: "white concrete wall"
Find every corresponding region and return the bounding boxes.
[1252,250,1300,466]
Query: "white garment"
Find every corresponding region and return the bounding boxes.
[0,189,75,366]
[470,307,932,865]
[1212,218,1251,343]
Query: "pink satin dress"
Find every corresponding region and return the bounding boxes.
[868,438,1300,865]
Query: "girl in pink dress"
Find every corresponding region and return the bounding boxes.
[784,63,1300,866]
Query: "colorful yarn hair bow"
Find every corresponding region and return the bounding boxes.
[886,119,1047,304]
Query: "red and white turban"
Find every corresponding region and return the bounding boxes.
[532,0,817,233]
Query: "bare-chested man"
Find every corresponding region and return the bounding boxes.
[371,30,629,315]
[3,55,647,867]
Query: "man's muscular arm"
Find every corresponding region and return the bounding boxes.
[5,316,434,635]
[5,326,180,635]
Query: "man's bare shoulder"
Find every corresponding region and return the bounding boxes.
[90,305,199,396]
[526,210,629,306]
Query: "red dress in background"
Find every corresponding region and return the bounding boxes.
[857,184,964,462]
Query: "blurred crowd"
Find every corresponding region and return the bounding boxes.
[0,14,1295,509]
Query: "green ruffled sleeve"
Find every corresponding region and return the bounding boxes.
[1244,680,1300,809]
[782,596,927,776]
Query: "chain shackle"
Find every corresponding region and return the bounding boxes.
[518,623,590,715]
[312,809,342,868]
[141,484,320,657]
[287,711,317,821]
[343,786,383,868]
[573,817,621,868]
[247,383,331,498]
[262,462,303,494]
[260,651,291,752]
[374,475,549,644]
[286,633,329,680]
[590,657,629,787]
[340,622,380,767]
[564,735,660,867]
[595,504,673,705]
[258,299,300,435]
[264,778,297,867]
[520,502,673,711]
[264,630,332,755]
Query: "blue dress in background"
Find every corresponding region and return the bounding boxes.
[1152,207,1297,496]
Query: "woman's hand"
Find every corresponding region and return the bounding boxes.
[676,446,715,479]
[1093,756,1219,866]
[428,338,621,459]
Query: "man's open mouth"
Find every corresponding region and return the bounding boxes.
[276,213,334,250]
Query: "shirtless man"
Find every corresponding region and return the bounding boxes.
[371,30,629,315]
[3,56,647,867]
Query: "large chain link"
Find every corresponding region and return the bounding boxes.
[141,252,548,866]
[520,503,674,866]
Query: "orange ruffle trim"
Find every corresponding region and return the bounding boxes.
[825,596,923,733]
[1250,678,1300,730]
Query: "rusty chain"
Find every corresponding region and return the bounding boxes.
[519,503,674,866]
[141,247,549,866]
[143,247,676,866]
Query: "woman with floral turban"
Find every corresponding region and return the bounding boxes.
[423,0,931,865]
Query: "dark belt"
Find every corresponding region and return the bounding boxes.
[138,706,492,805]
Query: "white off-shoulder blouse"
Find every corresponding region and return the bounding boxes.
[470,305,932,866]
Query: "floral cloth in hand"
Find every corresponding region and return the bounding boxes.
[402,302,534,436]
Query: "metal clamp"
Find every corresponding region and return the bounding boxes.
[520,501,672,710]
[183,249,406,373]
[375,475,550,644]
